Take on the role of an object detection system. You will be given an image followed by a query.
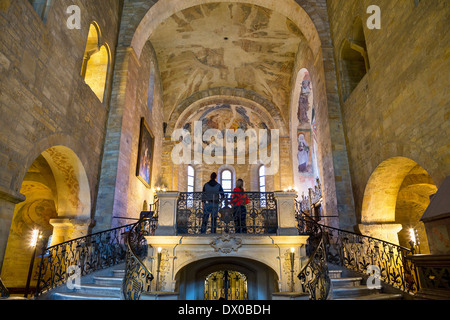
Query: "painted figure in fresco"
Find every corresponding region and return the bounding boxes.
[297,79,311,124]
[297,134,310,173]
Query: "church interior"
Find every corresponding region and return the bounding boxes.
[0,0,449,303]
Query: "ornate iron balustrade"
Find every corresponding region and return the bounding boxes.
[296,201,420,299]
[122,204,159,300]
[324,225,419,294]
[35,203,159,299]
[177,192,277,235]
[0,276,9,299]
[297,210,331,300]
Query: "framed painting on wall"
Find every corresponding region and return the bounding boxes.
[136,118,154,188]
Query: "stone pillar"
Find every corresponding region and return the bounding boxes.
[49,218,95,246]
[420,176,450,255]
[357,223,403,245]
[155,192,179,236]
[145,236,182,293]
[0,187,25,271]
[274,191,298,236]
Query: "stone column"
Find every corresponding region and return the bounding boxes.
[274,191,298,236]
[357,223,403,245]
[0,187,25,271]
[49,218,95,246]
[155,192,179,236]
[145,236,182,293]
[420,176,450,255]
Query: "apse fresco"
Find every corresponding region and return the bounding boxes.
[182,103,271,147]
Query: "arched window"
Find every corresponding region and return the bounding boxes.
[340,19,370,101]
[81,23,110,103]
[147,63,155,113]
[28,0,52,23]
[259,165,266,193]
[221,169,233,198]
[259,165,267,207]
[187,165,195,193]
[187,165,195,207]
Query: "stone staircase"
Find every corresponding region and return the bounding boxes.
[329,266,404,300]
[37,263,406,300]
[48,265,125,300]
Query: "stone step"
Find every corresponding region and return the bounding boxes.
[329,270,342,279]
[332,286,380,299]
[93,276,123,286]
[334,293,403,301]
[74,283,122,297]
[53,292,121,301]
[113,269,125,277]
[331,277,363,288]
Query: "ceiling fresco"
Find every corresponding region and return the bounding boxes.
[149,3,305,119]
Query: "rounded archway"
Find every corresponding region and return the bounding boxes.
[175,257,278,300]
[360,157,437,251]
[0,146,91,291]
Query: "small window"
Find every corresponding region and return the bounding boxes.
[81,23,110,103]
[187,165,195,193]
[221,170,233,198]
[28,0,52,23]
[187,165,195,207]
[259,166,266,207]
[259,165,266,193]
[340,19,370,101]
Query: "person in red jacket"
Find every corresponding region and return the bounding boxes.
[232,179,249,233]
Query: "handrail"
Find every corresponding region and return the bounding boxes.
[35,202,159,299]
[295,200,420,296]
[0,276,9,299]
[297,210,331,300]
[177,192,277,235]
[122,200,159,300]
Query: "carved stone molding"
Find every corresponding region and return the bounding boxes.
[210,234,242,254]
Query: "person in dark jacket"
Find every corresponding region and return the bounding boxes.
[201,172,225,234]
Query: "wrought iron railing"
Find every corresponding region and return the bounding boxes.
[122,204,159,300]
[0,276,9,299]
[296,207,331,300]
[35,203,159,299]
[295,200,420,299]
[323,225,419,294]
[177,192,277,235]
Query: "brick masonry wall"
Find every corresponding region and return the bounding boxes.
[327,0,450,222]
[0,0,121,264]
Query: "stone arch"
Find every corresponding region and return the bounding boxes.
[168,88,287,137]
[81,22,111,103]
[359,156,437,249]
[174,257,279,300]
[0,145,92,289]
[131,0,322,60]
[290,68,320,196]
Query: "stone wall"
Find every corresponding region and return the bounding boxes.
[94,39,165,231]
[0,0,121,271]
[327,0,450,223]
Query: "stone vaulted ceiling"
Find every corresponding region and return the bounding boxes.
[149,3,305,120]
